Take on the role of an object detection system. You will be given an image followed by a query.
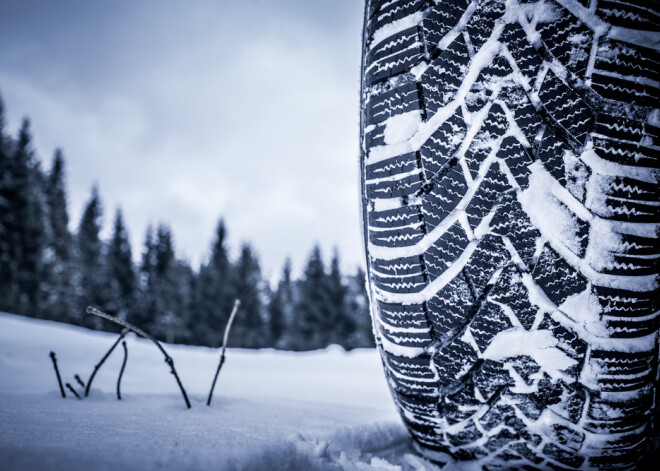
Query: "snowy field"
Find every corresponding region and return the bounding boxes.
[0,313,440,471]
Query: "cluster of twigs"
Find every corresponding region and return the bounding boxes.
[48,299,240,409]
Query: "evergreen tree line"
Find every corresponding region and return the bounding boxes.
[0,96,374,350]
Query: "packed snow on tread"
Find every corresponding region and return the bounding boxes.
[0,312,443,471]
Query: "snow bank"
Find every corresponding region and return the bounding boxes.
[0,313,431,471]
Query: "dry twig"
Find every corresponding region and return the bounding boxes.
[66,383,81,399]
[207,299,241,406]
[49,351,66,398]
[85,328,129,397]
[117,340,128,400]
[86,306,191,409]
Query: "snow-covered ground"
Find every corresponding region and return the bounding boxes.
[0,313,439,470]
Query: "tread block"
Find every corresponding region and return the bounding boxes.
[377,299,430,329]
[490,192,541,269]
[502,86,543,146]
[488,266,538,330]
[591,73,660,110]
[465,57,513,113]
[372,253,425,277]
[423,222,470,280]
[590,349,655,392]
[367,0,429,42]
[592,114,660,168]
[440,378,483,424]
[537,2,593,77]
[469,301,514,353]
[597,0,660,31]
[373,269,427,293]
[369,204,421,230]
[587,183,660,223]
[594,285,659,318]
[501,22,542,83]
[542,442,585,468]
[538,314,587,379]
[478,402,516,431]
[366,82,421,126]
[601,253,660,277]
[537,129,570,186]
[366,151,419,180]
[464,165,511,230]
[586,391,653,434]
[420,108,466,180]
[465,0,506,49]
[595,285,660,338]
[473,359,514,400]
[380,314,434,346]
[446,420,482,447]
[594,40,660,93]
[463,234,510,297]
[367,172,424,199]
[427,273,475,340]
[365,122,386,149]
[420,34,470,116]
[532,245,588,306]
[422,0,471,56]
[386,353,440,396]
[603,175,659,203]
[508,356,541,384]
[367,26,423,65]
[369,224,425,248]
[433,337,480,388]
[496,136,534,189]
[421,166,467,230]
[464,103,509,177]
[535,375,586,425]
[367,36,425,86]
[397,391,438,416]
[538,70,592,147]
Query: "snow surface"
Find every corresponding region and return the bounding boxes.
[0,313,441,471]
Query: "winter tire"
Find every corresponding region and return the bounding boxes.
[359,1,659,469]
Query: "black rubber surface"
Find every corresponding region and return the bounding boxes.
[359,0,659,469]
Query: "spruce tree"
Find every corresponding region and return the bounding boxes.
[136,225,158,329]
[230,244,265,348]
[327,250,351,347]
[43,149,76,322]
[105,209,136,321]
[76,185,107,328]
[268,258,294,349]
[191,220,234,346]
[152,224,187,343]
[346,267,375,348]
[0,95,14,312]
[5,120,49,316]
[294,245,333,350]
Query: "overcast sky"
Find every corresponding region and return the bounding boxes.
[0,0,365,279]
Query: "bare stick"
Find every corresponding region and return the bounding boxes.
[66,383,81,399]
[207,299,241,406]
[49,351,66,398]
[117,340,128,400]
[86,306,191,409]
[85,328,129,397]
[74,374,85,389]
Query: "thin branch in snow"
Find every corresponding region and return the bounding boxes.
[86,306,191,409]
[74,374,86,389]
[117,340,128,400]
[207,299,241,406]
[49,351,66,398]
[66,383,81,400]
[85,328,129,397]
